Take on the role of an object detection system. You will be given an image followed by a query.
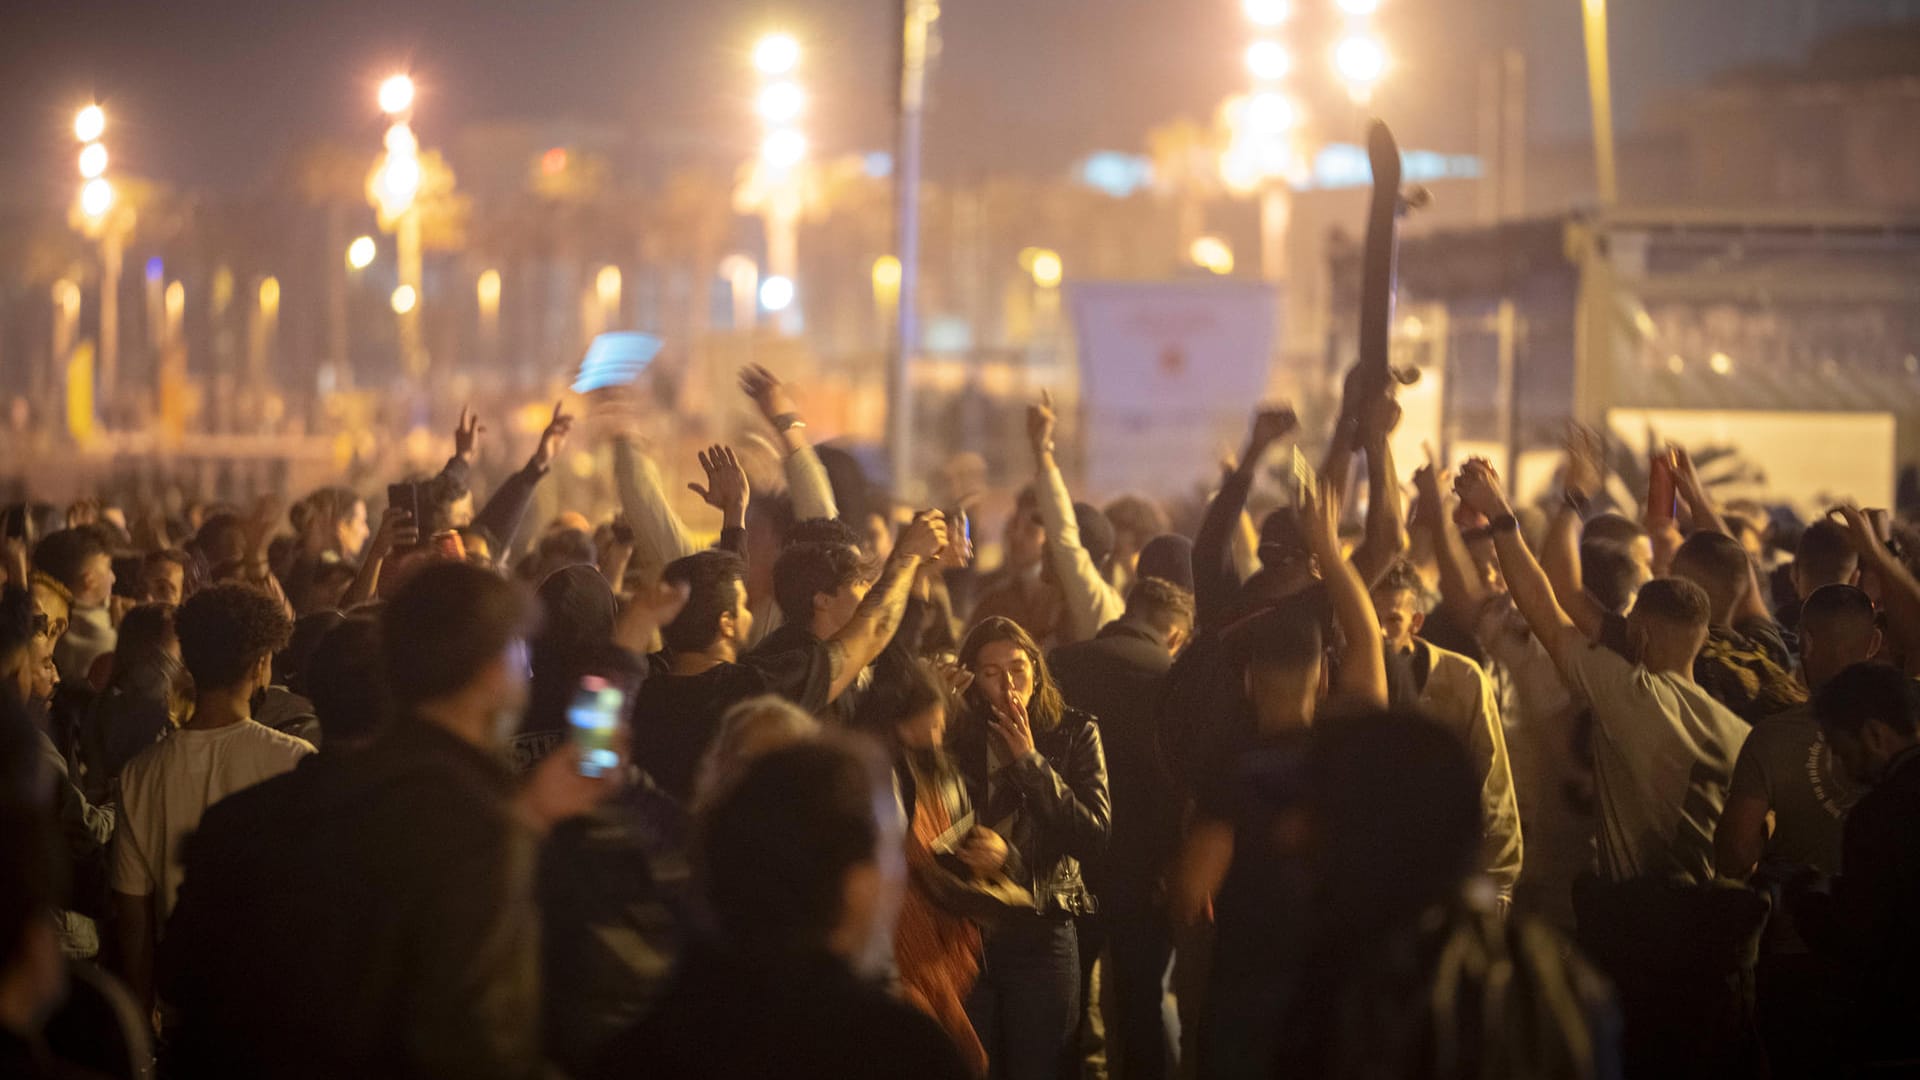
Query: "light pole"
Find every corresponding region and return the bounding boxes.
[72,104,126,410]
[744,33,806,336]
[372,74,426,378]
[889,0,939,497]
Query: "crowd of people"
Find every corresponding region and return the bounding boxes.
[3,358,1920,1079]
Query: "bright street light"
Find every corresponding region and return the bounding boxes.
[761,128,807,170]
[78,142,108,179]
[390,284,418,314]
[378,74,415,116]
[80,177,115,219]
[1336,0,1379,12]
[595,265,622,306]
[75,105,105,143]
[759,274,796,312]
[1190,236,1235,275]
[756,81,806,124]
[1245,91,1299,134]
[477,269,502,311]
[1030,249,1063,289]
[346,235,377,270]
[258,276,281,313]
[1242,0,1291,26]
[1334,33,1388,93]
[753,33,800,76]
[1245,40,1292,82]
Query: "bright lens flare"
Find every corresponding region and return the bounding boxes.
[1334,34,1388,88]
[1245,40,1292,82]
[761,129,807,170]
[80,177,115,218]
[378,74,415,115]
[1336,0,1379,13]
[759,275,796,311]
[1190,236,1235,275]
[346,236,377,270]
[1030,250,1063,289]
[477,269,502,308]
[754,33,800,76]
[1245,91,1299,134]
[258,277,281,312]
[390,284,417,314]
[78,142,108,179]
[1242,0,1291,26]
[756,81,806,124]
[595,265,622,306]
[75,105,105,143]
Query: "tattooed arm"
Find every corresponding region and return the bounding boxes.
[824,511,949,701]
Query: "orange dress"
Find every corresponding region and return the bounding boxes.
[895,762,988,1077]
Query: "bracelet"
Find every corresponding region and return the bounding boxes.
[1563,490,1591,515]
[1490,513,1520,534]
[771,412,806,433]
[1461,525,1494,543]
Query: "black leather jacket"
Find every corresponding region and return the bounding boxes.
[949,701,1111,918]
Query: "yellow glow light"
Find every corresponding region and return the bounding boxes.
[346,235,377,270]
[1245,40,1292,82]
[378,74,415,116]
[761,128,807,169]
[1709,351,1733,376]
[1245,91,1299,134]
[1030,249,1063,289]
[1189,236,1235,275]
[477,268,502,309]
[1336,0,1379,13]
[756,81,806,124]
[871,255,902,293]
[383,122,418,157]
[1243,0,1291,26]
[595,265,622,306]
[390,284,417,314]
[75,105,105,143]
[759,275,796,312]
[754,33,801,76]
[78,142,108,179]
[80,177,114,219]
[1334,34,1388,89]
[164,281,185,322]
[258,276,281,312]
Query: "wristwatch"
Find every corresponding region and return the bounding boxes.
[1489,513,1520,534]
[770,412,807,434]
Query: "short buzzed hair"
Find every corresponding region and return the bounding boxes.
[1800,583,1877,638]
[1674,531,1750,598]
[1583,513,1648,549]
[1633,577,1711,629]
[381,562,533,708]
[1795,520,1858,592]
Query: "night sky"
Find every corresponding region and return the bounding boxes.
[0,0,1909,200]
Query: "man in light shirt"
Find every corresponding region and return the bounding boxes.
[110,582,311,1010]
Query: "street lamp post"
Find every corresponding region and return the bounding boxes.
[889,0,939,498]
[372,74,426,378]
[747,33,807,336]
[73,104,126,410]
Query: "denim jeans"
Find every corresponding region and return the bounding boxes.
[969,915,1081,1080]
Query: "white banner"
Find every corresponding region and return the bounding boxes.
[1067,281,1279,499]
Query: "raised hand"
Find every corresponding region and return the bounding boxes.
[1356,392,1402,447]
[1248,404,1300,454]
[1558,424,1604,499]
[242,495,281,561]
[1411,444,1448,525]
[1668,442,1709,506]
[1453,458,1513,521]
[530,400,576,472]
[1027,389,1058,458]
[738,364,800,425]
[614,579,692,654]
[367,505,419,559]
[895,509,949,561]
[454,405,485,465]
[1299,476,1343,568]
[687,444,750,521]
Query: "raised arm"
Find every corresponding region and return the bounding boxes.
[1195,407,1299,628]
[740,365,837,522]
[1302,477,1387,708]
[1542,426,1611,638]
[1027,391,1124,643]
[342,506,417,608]
[1348,395,1409,588]
[1457,460,1589,677]
[686,444,750,535]
[1837,504,1920,675]
[826,511,948,700]
[472,401,573,560]
[1672,443,1772,626]
[1416,453,1491,625]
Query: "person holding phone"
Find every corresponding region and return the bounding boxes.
[949,616,1109,1080]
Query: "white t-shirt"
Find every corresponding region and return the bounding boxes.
[1558,639,1748,885]
[109,720,313,925]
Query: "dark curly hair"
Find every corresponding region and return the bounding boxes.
[772,542,869,626]
[175,583,294,692]
[661,550,748,655]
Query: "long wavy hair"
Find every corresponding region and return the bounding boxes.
[958,615,1065,733]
